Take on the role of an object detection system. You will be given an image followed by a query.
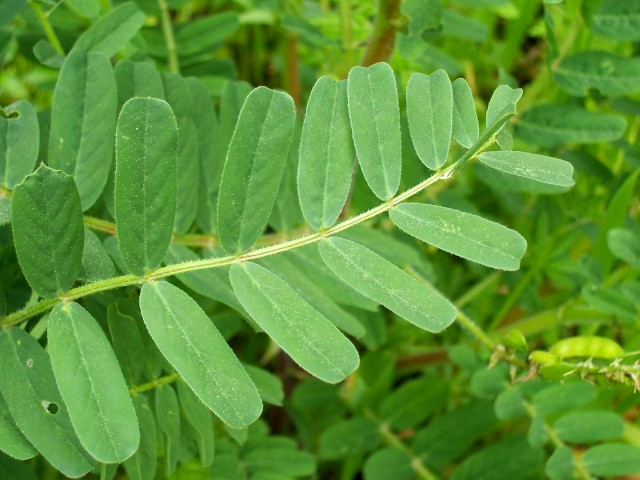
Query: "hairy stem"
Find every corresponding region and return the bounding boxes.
[1,115,509,328]
[28,0,65,55]
[130,372,180,395]
[158,0,180,74]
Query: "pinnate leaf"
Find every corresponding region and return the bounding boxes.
[115,97,178,276]
[298,77,354,230]
[347,62,401,200]
[217,87,296,253]
[0,328,94,478]
[406,70,453,170]
[48,302,139,463]
[11,165,84,298]
[230,262,360,383]
[319,237,456,332]
[139,281,262,428]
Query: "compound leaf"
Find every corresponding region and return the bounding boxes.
[452,78,479,148]
[0,100,38,189]
[115,97,178,276]
[11,165,84,298]
[48,50,117,211]
[139,281,262,429]
[406,70,453,170]
[48,302,139,463]
[319,237,456,332]
[0,328,94,478]
[390,203,527,271]
[229,262,360,383]
[347,62,401,200]
[298,77,354,230]
[217,87,296,254]
[73,2,146,56]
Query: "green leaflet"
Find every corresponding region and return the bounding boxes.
[164,244,245,314]
[65,0,99,18]
[187,77,220,233]
[33,40,64,69]
[478,151,575,187]
[390,203,527,271]
[406,70,453,170]
[11,165,84,298]
[175,12,239,57]
[243,365,285,406]
[176,380,215,467]
[122,395,156,480]
[154,384,180,476]
[115,97,178,276]
[486,85,522,127]
[107,302,145,386]
[452,78,479,148]
[0,100,38,189]
[48,302,139,463]
[259,254,365,338]
[244,448,316,477]
[298,77,354,230]
[318,237,456,332]
[318,417,380,459]
[269,120,305,232]
[583,444,640,477]
[0,392,37,460]
[554,410,623,444]
[162,73,199,233]
[105,60,165,217]
[0,328,94,478]
[364,449,413,480]
[48,50,117,211]
[608,228,640,269]
[583,0,640,41]
[217,87,296,253]
[73,2,146,56]
[545,447,574,480]
[451,437,543,480]
[380,375,448,429]
[139,281,262,428]
[515,104,626,148]
[347,62,401,200]
[114,60,165,110]
[554,51,640,97]
[229,262,360,383]
[79,228,116,283]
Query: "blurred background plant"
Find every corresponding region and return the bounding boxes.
[0,0,639,479]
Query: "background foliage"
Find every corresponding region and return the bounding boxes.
[0,0,639,479]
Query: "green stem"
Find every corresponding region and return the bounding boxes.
[130,372,179,395]
[1,119,506,328]
[377,422,440,480]
[339,0,354,70]
[158,0,180,74]
[489,268,536,330]
[455,310,497,351]
[27,0,65,55]
[453,271,501,309]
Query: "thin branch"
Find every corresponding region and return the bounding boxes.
[27,0,65,55]
[158,0,180,74]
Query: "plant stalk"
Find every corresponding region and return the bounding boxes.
[28,0,65,55]
[158,0,180,74]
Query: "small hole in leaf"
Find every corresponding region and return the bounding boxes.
[26,359,33,368]
[42,401,59,414]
